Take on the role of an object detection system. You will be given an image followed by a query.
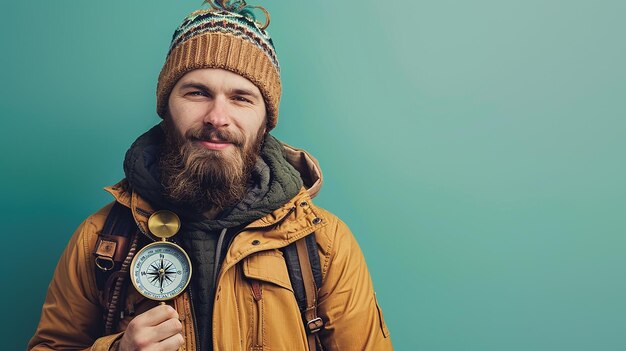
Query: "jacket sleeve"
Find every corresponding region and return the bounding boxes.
[28,214,124,351]
[316,214,393,351]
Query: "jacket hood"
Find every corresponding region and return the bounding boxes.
[281,142,323,199]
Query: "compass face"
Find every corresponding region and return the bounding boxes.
[130,241,192,301]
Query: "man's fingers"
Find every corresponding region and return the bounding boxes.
[150,333,185,351]
[131,304,179,328]
[150,317,183,342]
[119,305,182,351]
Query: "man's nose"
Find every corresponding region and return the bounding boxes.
[203,96,230,127]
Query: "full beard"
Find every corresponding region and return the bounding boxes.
[159,120,264,212]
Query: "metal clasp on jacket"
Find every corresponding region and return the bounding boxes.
[95,256,115,271]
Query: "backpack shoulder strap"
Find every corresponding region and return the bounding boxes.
[93,201,140,334]
[94,202,136,289]
[283,233,324,351]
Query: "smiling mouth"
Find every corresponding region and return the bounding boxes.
[198,140,232,150]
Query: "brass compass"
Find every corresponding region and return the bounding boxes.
[130,210,192,301]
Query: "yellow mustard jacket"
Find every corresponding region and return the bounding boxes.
[28,144,392,351]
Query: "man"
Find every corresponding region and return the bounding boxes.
[28,2,392,350]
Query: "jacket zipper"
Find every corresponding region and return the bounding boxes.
[187,285,201,350]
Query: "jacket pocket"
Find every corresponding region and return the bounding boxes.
[242,250,302,350]
[243,249,293,291]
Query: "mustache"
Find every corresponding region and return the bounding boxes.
[185,126,244,147]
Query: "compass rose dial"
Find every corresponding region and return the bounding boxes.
[145,257,177,289]
[130,241,192,301]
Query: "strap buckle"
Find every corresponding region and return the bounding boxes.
[306,317,324,334]
[95,256,115,271]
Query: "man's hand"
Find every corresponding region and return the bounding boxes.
[118,304,184,351]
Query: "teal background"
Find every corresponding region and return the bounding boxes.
[2,0,625,349]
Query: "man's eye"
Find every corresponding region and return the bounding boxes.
[187,91,207,97]
[233,96,252,103]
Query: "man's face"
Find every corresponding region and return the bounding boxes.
[166,68,267,155]
[160,68,267,210]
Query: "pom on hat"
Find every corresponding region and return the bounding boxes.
[203,0,270,29]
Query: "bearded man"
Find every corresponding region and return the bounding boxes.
[28,2,392,351]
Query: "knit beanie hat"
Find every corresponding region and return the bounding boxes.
[156,1,281,129]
